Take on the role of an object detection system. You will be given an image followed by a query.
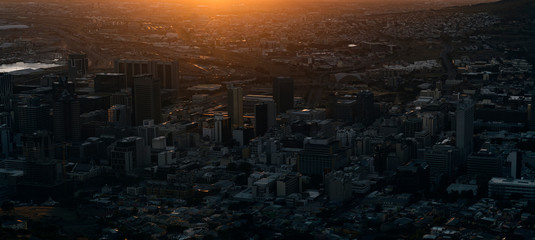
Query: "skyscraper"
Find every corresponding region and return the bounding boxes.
[356,90,374,125]
[456,99,474,162]
[467,142,502,179]
[0,124,13,159]
[227,84,243,129]
[214,113,231,144]
[272,77,294,113]
[52,76,75,101]
[529,90,535,130]
[138,119,159,147]
[68,53,88,80]
[424,144,459,182]
[297,137,348,176]
[114,59,179,92]
[16,98,52,134]
[22,131,54,161]
[255,103,268,137]
[110,136,148,174]
[133,74,161,125]
[0,73,14,111]
[108,104,129,127]
[94,73,126,93]
[53,91,81,143]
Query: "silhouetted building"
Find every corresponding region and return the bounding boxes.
[255,103,269,137]
[356,90,375,125]
[138,119,159,147]
[403,118,423,138]
[272,77,294,113]
[110,136,148,174]
[133,75,161,125]
[94,73,125,93]
[79,95,110,114]
[214,114,231,144]
[52,77,75,101]
[396,160,430,193]
[0,73,14,110]
[297,137,348,176]
[0,124,13,159]
[424,144,459,182]
[227,85,243,129]
[530,96,535,130]
[325,171,352,202]
[21,131,54,161]
[68,54,88,80]
[16,98,51,134]
[108,104,129,127]
[504,151,522,179]
[110,90,133,124]
[456,99,474,162]
[40,74,58,87]
[114,59,179,91]
[334,99,357,122]
[467,143,502,179]
[53,91,81,143]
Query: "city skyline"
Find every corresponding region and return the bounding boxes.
[0,0,534,239]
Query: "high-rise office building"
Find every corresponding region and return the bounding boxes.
[325,171,352,202]
[254,102,276,137]
[357,90,375,125]
[424,144,459,182]
[255,103,268,137]
[530,90,535,131]
[133,74,161,125]
[467,143,503,179]
[52,76,75,101]
[505,151,522,179]
[53,91,81,143]
[108,104,129,127]
[40,74,58,87]
[0,124,13,159]
[272,77,294,113]
[21,131,54,161]
[396,160,430,193]
[227,85,243,129]
[334,99,357,122]
[403,118,423,138]
[68,54,88,80]
[110,136,148,174]
[94,73,126,93]
[114,59,179,91]
[16,98,51,134]
[214,113,231,144]
[138,119,159,147]
[297,137,348,176]
[456,99,474,162]
[0,73,14,111]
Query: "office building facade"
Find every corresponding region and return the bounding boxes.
[272,77,294,113]
[68,54,88,80]
[297,138,348,176]
[0,73,13,111]
[53,93,81,143]
[456,99,474,162]
[114,59,179,91]
[133,75,161,125]
[227,85,243,129]
[94,73,126,93]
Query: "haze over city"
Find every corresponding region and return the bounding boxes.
[0,0,534,239]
